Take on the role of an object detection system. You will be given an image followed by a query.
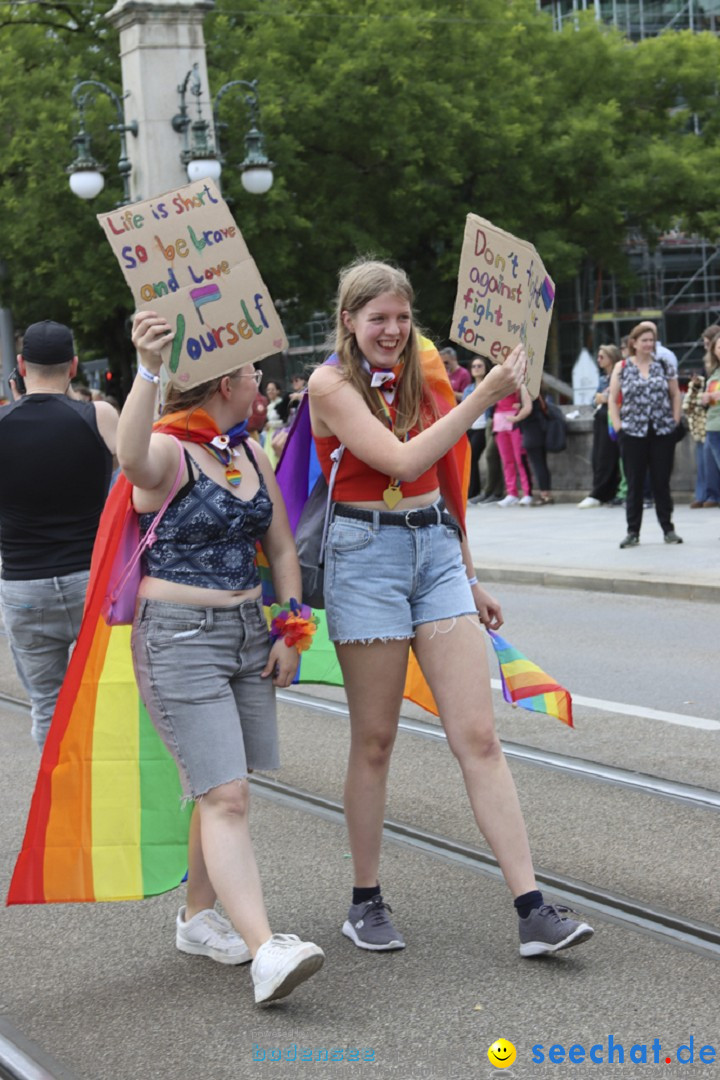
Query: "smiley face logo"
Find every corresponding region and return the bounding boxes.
[488,1039,517,1069]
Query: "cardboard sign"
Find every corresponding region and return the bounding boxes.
[450,214,555,398]
[97,180,287,388]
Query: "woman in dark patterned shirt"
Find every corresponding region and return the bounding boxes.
[608,321,682,548]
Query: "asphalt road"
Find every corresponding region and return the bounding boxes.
[2,583,720,1080]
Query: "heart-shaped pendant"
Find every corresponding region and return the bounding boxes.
[383,484,403,510]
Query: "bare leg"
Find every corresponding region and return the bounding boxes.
[185,805,217,917]
[335,639,410,887]
[195,779,272,955]
[413,616,537,898]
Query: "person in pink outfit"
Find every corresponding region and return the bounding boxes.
[493,387,532,506]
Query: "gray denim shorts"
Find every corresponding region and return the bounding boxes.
[131,596,278,800]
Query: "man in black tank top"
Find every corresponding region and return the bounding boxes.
[0,321,117,750]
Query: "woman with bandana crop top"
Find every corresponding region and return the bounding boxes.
[116,310,324,1006]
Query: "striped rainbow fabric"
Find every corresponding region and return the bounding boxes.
[488,629,574,728]
[7,478,192,905]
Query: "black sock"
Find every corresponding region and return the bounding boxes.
[514,889,544,919]
[352,884,381,906]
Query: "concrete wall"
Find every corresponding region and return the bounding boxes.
[549,406,696,501]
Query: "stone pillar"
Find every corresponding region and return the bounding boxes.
[106,0,215,201]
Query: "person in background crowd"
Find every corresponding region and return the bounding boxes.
[469,420,505,504]
[246,386,269,444]
[577,344,622,508]
[440,346,471,403]
[609,321,682,548]
[272,372,307,462]
[0,321,117,750]
[71,384,93,402]
[683,337,720,509]
[520,391,554,505]
[263,380,285,469]
[701,330,720,496]
[493,386,533,507]
[462,356,489,500]
[308,258,594,959]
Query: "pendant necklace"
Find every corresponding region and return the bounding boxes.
[373,388,407,509]
[203,435,243,487]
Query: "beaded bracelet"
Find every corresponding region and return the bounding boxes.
[269,598,318,653]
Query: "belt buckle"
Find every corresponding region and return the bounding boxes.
[404,507,424,529]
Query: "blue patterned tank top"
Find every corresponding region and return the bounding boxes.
[138,443,273,590]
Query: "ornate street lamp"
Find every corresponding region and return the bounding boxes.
[67,80,138,202]
[171,64,274,194]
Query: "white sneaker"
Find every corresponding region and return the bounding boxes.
[577,496,601,509]
[519,495,534,506]
[252,933,325,1004]
[176,906,251,965]
[496,495,519,508]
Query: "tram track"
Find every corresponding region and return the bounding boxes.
[278,689,720,813]
[249,771,720,960]
[2,686,718,813]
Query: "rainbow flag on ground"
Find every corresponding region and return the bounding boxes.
[488,629,574,728]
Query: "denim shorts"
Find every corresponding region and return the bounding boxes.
[131,596,278,799]
[323,504,476,643]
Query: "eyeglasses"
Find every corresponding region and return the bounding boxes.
[236,370,262,385]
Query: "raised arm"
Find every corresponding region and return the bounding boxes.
[116,311,179,493]
[309,345,527,483]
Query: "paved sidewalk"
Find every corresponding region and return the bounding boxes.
[466,500,720,601]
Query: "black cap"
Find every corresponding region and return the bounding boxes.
[22,321,75,365]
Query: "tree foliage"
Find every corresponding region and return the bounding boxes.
[1,0,720,370]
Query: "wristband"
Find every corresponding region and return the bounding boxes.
[137,362,160,384]
[467,576,479,587]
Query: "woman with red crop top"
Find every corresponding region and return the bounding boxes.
[116,310,324,1005]
[308,259,594,958]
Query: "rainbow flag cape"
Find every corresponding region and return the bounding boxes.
[7,477,192,905]
[487,629,574,728]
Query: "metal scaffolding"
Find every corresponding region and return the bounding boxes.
[538,0,720,374]
[538,0,720,37]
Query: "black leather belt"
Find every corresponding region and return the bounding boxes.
[333,499,459,532]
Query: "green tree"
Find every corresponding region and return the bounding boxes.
[0,3,134,389]
[2,1,720,374]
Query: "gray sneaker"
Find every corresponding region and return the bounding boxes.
[518,903,594,957]
[342,895,406,951]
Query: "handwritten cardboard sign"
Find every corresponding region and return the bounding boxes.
[450,214,555,398]
[97,180,287,388]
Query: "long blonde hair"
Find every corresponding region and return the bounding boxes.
[333,259,432,438]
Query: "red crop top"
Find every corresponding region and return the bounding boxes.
[314,429,439,502]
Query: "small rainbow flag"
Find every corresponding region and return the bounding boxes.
[487,629,573,728]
